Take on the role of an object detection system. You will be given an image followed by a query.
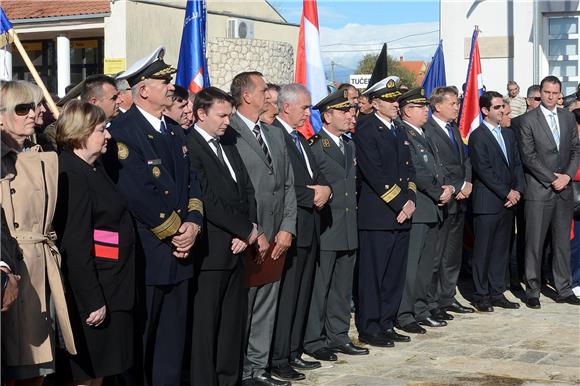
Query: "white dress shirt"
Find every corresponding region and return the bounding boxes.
[137,106,168,133]
[236,111,270,152]
[194,125,237,182]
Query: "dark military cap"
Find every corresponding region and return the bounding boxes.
[397,87,429,109]
[118,46,176,87]
[313,88,353,113]
[172,84,189,101]
[363,76,402,102]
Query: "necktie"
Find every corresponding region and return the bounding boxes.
[493,127,509,164]
[253,124,272,166]
[548,112,560,150]
[210,138,226,167]
[445,123,460,157]
[290,130,305,161]
[338,137,345,155]
[160,120,168,134]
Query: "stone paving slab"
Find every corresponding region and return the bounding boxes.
[296,292,580,385]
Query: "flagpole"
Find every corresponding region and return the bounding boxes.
[7,29,59,118]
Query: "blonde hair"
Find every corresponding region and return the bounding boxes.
[56,100,106,151]
[0,80,40,114]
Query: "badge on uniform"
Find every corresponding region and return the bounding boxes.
[117,142,129,160]
[403,140,410,146]
[152,166,161,178]
[322,139,330,148]
[408,130,417,137]
[147,159,162,166]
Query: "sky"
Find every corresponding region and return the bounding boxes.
[269,0,441,83]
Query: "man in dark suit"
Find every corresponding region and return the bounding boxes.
[469,91,525,312]
[423,86,475,319]
[354,76,417,347]
[107,46,204,386]
[305,89,368,360]
[186,87,259,386]
[395,88,453,334]
[269,84,332,381]
[227,72,297,386]
[517,76,580,308]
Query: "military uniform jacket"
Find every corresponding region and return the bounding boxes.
[401,121,446,224]
[309,128,357,251]
[106,105,203,286]
[354,114,416,231]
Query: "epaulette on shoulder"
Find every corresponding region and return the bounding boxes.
[308,134,320,146]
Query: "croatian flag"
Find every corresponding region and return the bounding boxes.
[176,0,210,93]
[295,0,327,138]
[458,28,483,143]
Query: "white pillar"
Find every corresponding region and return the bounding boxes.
[0,47,12,81]
[57,35,70,97]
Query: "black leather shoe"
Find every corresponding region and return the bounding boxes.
[431,308,454,321]
[491,297,520,309]
[329,342,369,355]
[418,317,447,327]
[526,297,541,309]
[385,328,410,342]
[254,373,291,386]
[289,356,321,370]
[473,302,494,312]
[271,365,305,381]
[242,379,257,386]
[358,332,394,347]
[305,348,337,361]
[556,295,580,305]
[445,300,475,314]
[397,322,426,334]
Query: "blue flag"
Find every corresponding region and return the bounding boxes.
[422,40,446,98]
[0,7,14,49]
[176,0,210,93]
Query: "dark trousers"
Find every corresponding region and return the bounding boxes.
[303,249,356,352]
[143,279,189,386]
[271,241,317,367]
[397,222,440,327]
[525,198,574,298]
[356,230,409,335]
[472,210,513,302]
[509,201,526,286]
[191,261,246,386]
[572,220,580,288]
[429,212,465,310]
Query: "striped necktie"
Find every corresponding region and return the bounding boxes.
[252,124,272,166]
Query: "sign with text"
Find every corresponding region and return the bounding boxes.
[349,74,371,89]
[104,58,126,75]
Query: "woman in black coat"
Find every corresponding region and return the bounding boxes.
[54,100,135,386]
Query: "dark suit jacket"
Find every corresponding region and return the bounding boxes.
[186,128,257,270]
[401,121,445,224]
[354,113,416,231]
[423,116,472,214]
[271,118,329,247]
[517,106,580,201]
[469,123,525,214]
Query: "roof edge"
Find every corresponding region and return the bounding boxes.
[12,13,110,24]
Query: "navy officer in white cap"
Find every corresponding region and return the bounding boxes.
[105,46,203,386]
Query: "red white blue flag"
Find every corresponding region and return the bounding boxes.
[295,0,327,138]
[459,28,483,143]
[176,0,210,93]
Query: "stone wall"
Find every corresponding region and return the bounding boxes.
[207,37,294,90]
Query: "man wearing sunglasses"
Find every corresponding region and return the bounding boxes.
[469,91,524,312]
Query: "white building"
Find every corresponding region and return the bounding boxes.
[440,0,579,96]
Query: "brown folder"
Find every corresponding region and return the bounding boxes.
[244,242,286,288]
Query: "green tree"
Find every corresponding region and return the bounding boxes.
[355,53,418,88]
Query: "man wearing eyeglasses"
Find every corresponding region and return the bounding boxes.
[469,91,525,312]
[517,76,580,308]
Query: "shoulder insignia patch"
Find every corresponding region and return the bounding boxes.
[408,129,417,137]
[321,138,331,148]
[308,134,320,146]
[117,142,129,160]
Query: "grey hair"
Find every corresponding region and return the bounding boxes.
[115,78,130,92]
[277,83,311,112]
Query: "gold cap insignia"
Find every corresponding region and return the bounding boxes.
[387,79,396,89]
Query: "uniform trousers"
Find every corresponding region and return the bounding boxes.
[243,280,280,380]
[143,279,189,386]
[191,260,246,386]
[356,230,409,335]
[397,222,440,327]
[271,241,317,367]
[524,198,574,298]
[303,249,356,352]
[472,210,513,302]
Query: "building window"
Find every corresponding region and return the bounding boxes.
[546,15,579,96]
[70,38,104,85]
[12,40,57,93]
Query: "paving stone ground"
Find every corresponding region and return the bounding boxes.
[297,287,580,386]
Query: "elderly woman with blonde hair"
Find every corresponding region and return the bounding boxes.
[0,80,76,386]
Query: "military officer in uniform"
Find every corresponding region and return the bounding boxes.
[354,76,417,347]
[304,89,369,362]
[395,88,453,334]
[106,46,203,386]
